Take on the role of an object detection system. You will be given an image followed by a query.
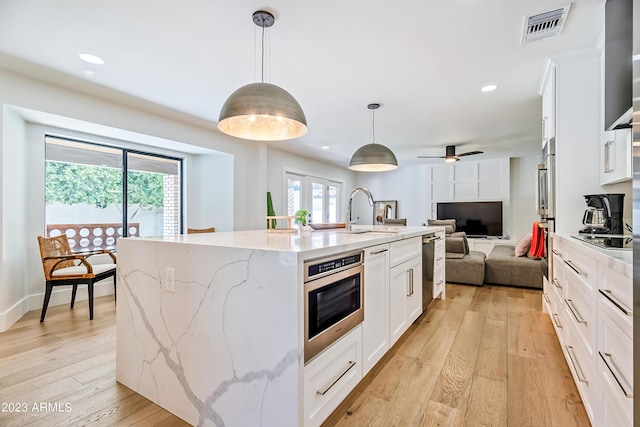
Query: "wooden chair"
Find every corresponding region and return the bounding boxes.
[37,235,117,322]
[187,227,216,234]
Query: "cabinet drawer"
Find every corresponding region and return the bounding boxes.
[599,381,632,427]
[563,321,597,424]
[550,263,565,304]
[562,245,597,297]
[597,264,632,338]
[564,273,596,358]
[597,307,633,421]
[304,326,362,427]
[389,237,421,267]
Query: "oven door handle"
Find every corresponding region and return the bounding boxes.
[316,360,356,396]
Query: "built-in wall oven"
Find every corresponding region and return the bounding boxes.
[304,250,364,363]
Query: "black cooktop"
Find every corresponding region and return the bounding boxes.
[571,234,633,250]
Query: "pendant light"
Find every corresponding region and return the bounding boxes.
[349,103,398,172]
[218,10,307,141]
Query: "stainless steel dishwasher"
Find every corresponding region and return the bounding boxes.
[422,233,440,311]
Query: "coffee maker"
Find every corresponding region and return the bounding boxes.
[579,193,625,234]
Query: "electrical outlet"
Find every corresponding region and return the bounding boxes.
[165,267,175,292]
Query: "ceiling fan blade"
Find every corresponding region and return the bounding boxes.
[417,155,445,159]
[457,151,483,157]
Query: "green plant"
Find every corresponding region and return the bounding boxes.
[266,192,276,228]
[294,209,309,226]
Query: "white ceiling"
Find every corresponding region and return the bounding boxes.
[0,0,604,168]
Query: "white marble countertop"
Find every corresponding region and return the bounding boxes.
[553,232,632,266]
[124,225,442,255]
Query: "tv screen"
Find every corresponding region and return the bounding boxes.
[604,0,632,130]
[437,201,503,237]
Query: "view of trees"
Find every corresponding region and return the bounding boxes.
[45,161,165,209]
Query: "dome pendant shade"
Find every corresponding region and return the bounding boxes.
[218,82,307,141]
[349,143,398,172]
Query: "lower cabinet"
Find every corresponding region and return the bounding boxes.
[304,326,362,427]
[546,234,633,427]
[433,232,446,299]
[389,255,422,347]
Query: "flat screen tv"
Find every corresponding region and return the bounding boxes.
[437,201,503,237]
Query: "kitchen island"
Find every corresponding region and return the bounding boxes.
[115,225,444,426]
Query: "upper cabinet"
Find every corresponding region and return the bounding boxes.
[600,128,632,185]
[541,65,556,141]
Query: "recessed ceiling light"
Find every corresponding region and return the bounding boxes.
[321,146,330,150]
[78,53,104,65]
[481,85,497,92]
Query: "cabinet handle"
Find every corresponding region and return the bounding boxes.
[436,257,444,261]
[316,360,356,396]
[565,299,587,325]
[552,313,563,329]
[604,140,612,173]
[370,248,388,255]
[552,278,563,290]
[564,260,587,277]
[407,269,414,296]
[599,351,633,398]
[566,345,588,384]
[599,289,633,316]
[543,293,551,304]
[552,249,563,259]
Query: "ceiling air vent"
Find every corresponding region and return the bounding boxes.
[522,4,571,44]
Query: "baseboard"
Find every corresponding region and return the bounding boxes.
[0,296,30,333]
[0,279,115,332]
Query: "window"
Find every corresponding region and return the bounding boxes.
[285,172,342,223]
[45,136,183,250]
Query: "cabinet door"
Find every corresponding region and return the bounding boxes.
[406,256,423,324]
[433,233,446,299]
[601,128,632,185]
[389,263,410,346]
[542,66,555,140]
[362,244,390,375]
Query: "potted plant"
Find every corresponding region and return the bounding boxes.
[294,209,310,231]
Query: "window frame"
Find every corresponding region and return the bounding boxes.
[283,169,343,224]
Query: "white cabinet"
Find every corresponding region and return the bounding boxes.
[545,234,633,427]
[600,128,632,185]
[389,255,422,346]
[541,64,556,140]
[362,244,390,375]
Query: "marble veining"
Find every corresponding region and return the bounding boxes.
[117,240,299,426]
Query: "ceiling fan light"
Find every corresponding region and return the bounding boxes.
[218,82,307,141]
[349,143,398,172]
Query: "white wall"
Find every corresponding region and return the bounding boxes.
[353,164,428,226]
[187,153,234,232]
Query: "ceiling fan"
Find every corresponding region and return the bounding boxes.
[417,145,483,163]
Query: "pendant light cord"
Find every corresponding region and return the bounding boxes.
[372,108,376,144]
[261,23,265,83]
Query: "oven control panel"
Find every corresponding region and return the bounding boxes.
[304,250,363,282]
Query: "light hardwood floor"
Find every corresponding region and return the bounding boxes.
[323,284,590,427]
[0,284,589,427]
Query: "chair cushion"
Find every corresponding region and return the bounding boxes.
[445,234,469,255]
[427,219,456,234]
[52,263,116,277]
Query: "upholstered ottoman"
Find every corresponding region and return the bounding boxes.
[445,250,486,286]
[484,245,542,289]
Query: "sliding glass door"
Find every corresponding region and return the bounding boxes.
[45,136,183,250]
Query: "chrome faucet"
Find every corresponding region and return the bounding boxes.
[347,187,374,230]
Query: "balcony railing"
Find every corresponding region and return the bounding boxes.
[46,223,140,251]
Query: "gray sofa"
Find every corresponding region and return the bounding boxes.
[484,244,542,289]
[427,219,542,289]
